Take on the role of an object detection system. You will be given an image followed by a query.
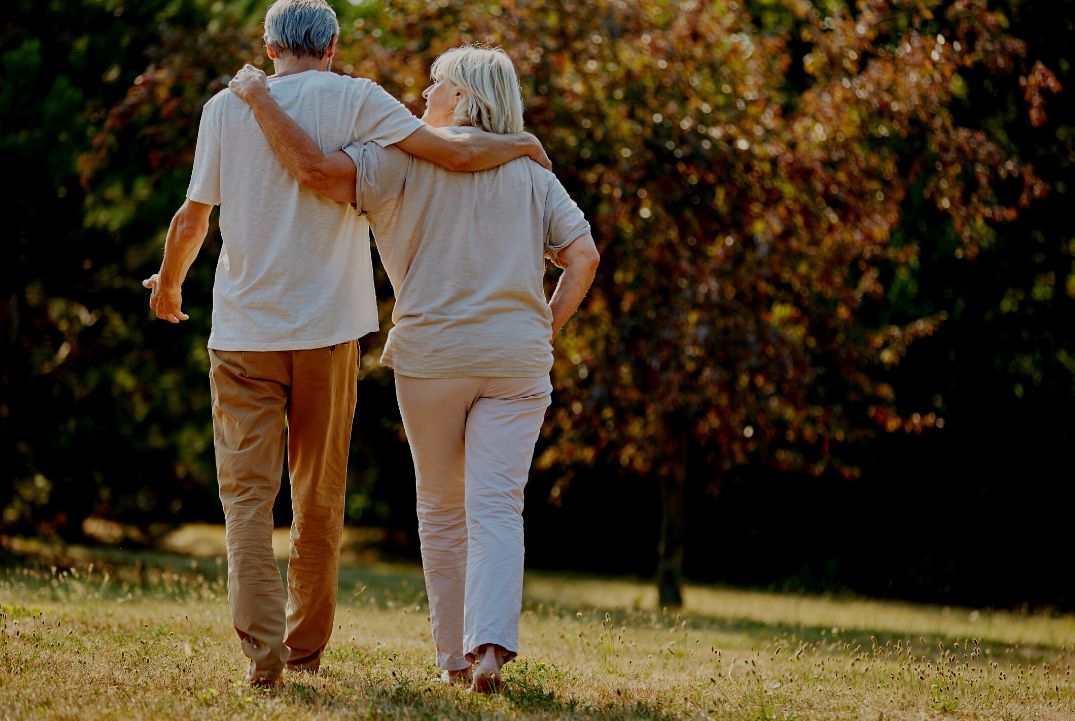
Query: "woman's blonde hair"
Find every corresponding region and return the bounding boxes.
[430,45,524,135]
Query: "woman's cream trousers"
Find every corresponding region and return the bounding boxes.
[395,375,552,670]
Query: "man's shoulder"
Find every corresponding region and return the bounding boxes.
[202,86,232,112]
[294,71,379,94]
[281,73,398,115]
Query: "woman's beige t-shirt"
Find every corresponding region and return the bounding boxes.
[343,127,590,378]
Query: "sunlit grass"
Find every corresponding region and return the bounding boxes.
[1,528,1072,720]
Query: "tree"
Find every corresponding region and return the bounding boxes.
[0,0,261,538]
[325,0,1055,605]
[5,1,1065,609]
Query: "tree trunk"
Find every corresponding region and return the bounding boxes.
[656,455,686,608]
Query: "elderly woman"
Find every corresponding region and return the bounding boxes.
[230,46,598,691]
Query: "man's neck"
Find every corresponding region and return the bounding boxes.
[272,54,330,77]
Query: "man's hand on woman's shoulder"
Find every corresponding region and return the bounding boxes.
[229,64,270,102]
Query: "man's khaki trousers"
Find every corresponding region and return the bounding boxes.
[208,341,358,684]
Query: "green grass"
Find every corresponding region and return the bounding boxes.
[1,529,1073,720]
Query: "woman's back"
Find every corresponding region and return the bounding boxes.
[344,127,590,378]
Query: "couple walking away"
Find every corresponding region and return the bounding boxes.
[143,0,599,693]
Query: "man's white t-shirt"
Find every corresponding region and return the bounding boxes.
[186,70,423,351]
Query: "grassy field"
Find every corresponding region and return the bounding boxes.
[1,528,1073,721]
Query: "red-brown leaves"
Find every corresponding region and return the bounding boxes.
[1022,61,1063,128]
[93,0,1056,486]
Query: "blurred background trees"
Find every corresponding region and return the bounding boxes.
[2,0,1071,608]
[1,0,262,540]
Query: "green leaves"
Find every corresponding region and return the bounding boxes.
[3,0,1065,548]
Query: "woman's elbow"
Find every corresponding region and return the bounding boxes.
[443,145,474,172]
[576,242,600,273]
[586,246,601,271]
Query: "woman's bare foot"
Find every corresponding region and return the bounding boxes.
[439,667,472,684]
[470,645,505,694]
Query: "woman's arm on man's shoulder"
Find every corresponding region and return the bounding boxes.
[394,126,551,172]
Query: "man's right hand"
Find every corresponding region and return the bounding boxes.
[143,273,190,324]
[229,64,269,103]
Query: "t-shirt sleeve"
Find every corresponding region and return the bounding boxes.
[186,93,224,206]
[543,175,591,264]
[352,80,425,148]
[342,141,409,217]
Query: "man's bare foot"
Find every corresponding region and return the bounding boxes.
[469,645,504,694]
[439,667,472,684]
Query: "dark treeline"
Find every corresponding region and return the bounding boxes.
[1,0,1072,610]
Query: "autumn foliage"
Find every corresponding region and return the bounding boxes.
[257,1,1047,492]
[3,0,1068,604]
[302,0,1059,602]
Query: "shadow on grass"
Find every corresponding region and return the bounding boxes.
[3,538,1067,666]
[0,537,428,608]
[274,656,686,721]
[526,597,1067,664]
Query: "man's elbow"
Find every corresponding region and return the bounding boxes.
[297,170,340,201]
[294,165,324,191]
[176,207,208,245]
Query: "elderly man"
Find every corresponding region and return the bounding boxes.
[144,0,548,687]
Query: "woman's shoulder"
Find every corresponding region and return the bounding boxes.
[350,140,412,172]
[520,157,567,197]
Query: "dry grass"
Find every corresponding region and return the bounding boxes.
[1,528,1072,721]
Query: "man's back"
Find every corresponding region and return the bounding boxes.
[186,70,421,350]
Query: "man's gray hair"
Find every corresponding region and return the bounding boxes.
[263,0,339,59]
[431,45,524,135]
